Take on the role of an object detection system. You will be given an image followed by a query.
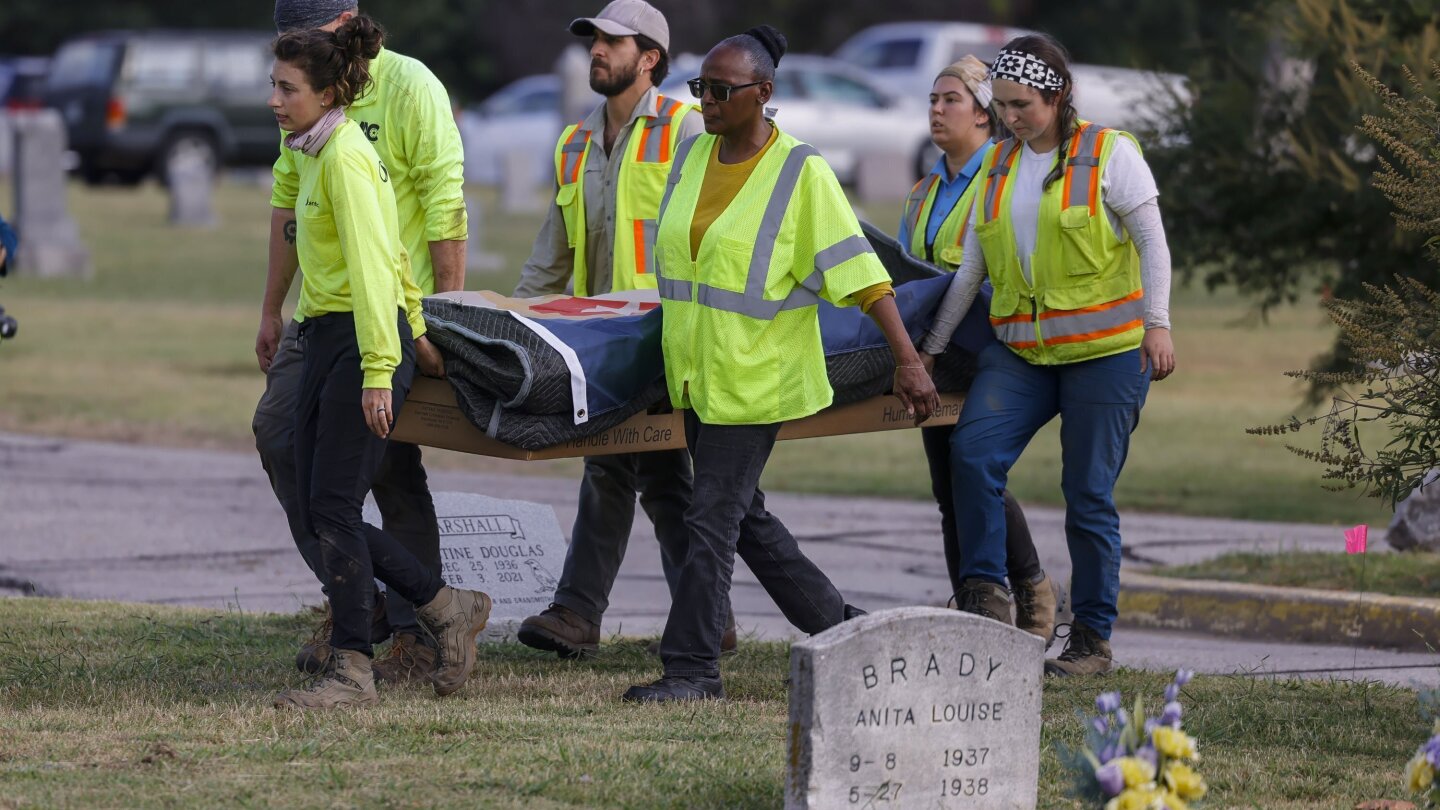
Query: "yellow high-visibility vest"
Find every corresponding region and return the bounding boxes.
[974,121,1145,365]
[552,94,696,297]
[900,163,983,270]
[655,128,890,425]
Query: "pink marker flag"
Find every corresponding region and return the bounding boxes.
[1344,524,1368,555]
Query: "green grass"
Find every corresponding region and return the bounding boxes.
[0,178,1388,523]
[1153,551,1440,598]
[0,598,1431,808]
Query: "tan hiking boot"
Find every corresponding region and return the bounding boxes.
[645,608,738,657]
[1012,571,1059,648]
[372,633,437,685]
[274,649,379,709]
[954,579,1014,625]
[519,604,600,659]
[294,594,390,674]
[1045,622,1113,677]
[417,586,492,697]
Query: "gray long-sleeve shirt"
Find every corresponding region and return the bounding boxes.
[514,87,704,298]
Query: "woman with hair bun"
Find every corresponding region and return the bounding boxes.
[266,16,492,709]
[920,33,1176,677]
[622,24,940,703]
[899,56,1057,648]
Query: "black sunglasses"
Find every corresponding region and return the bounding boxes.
[686,78,764,102]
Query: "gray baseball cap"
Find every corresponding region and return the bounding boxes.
[569,0,670,54]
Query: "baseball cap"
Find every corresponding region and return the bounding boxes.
[569,0,670,54]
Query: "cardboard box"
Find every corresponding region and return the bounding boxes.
[392,376,964,460]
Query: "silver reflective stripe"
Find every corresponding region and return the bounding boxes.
[745,144,821,299]
[657,134,701,224]
[560,140,588,153]
[657,276,692,301]
[992,319,1034,346]
[641,107,676,162]
[813,234,874,275]
[1066,126,1105,209]
[561,130,590,185]
[1037,295,1144,342]
[640,219,658,276]
[982,139,1020,223]
[696,282,819,319]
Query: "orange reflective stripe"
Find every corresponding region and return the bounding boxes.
[1061,123,1086,210]
[1088,129,1105,215]
[1037,288,1144,320]
[955,195,976,248]
[989,312,1031,326]
[635,124,653,166]
[562,126,588,183]
[989,145,1021,221]
[1043,319,1143,346]
[633,219,648,276]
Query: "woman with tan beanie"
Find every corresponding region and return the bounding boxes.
[899,57,1057,647]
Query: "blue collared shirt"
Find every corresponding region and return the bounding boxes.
[900,148,988,261]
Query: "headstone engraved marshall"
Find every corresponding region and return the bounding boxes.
[365,491,567,642]
[787,607,1044,810]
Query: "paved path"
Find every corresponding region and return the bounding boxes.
[3,431,1435,688]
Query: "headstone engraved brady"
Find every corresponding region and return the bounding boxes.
[364,491,567,641]
[10,109,92,279]
[167,151,217,228]
[786,607,1043,810]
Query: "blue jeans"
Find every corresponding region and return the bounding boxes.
[950,343,1150,638]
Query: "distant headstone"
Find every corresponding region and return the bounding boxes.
[500,149,543,214]
[786,607,1044,810]
[366,491,567,641]
[1388,469,1440,552]
[555,44,593,126]
[464,193,504,271]
[167,151,217,228]
[10,109,92,279]
[0,113,14,177]
[856,149,916,204]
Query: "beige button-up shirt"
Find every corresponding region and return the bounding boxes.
[515,86,704,298]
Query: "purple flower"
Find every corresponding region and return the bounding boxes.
[1092,717,1110,736]
[1160,701,1183,727]
[1135,745,1158,768]
[1096,691,1123,714]
[1144,718,1159,736]
[1095,762,1125,797]
[1165,683,1180,702]
[1424,735,1440,767]
[1174,669,1194,687]
[1116,708,1130,726]
[1099,743,1122,764]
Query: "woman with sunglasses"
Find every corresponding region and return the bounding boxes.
[899,57,1057,646]
[920,34,1176,677]
[621,24,940,704]
[267,18,493,709]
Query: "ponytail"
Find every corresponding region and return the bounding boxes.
[272,14,386,107]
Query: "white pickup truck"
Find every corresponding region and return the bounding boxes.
[834,21,1189,141]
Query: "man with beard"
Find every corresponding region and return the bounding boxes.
[513,0,715,659]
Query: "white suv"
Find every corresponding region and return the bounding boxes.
[835,22,1189,139]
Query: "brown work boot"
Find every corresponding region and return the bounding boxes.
[1045,621,1113,677]
[954,578,1014,625]
[645,608,738,657]
[371,632,437,685]
[417,586,492,697]
[294,593,390,674]
[274,648,379,710]
[519,604,600,659]
[1012,571,1059,648]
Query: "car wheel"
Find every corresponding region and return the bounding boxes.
[159,130,219,187]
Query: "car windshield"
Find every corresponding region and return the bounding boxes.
[846,38,922,70]
[123,41,201,90]
[802,70,885,108]
[47,40,119,89]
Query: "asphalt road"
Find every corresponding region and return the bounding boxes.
[3,431,1435,688]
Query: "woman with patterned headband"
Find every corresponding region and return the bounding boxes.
[918,33,1176,677]
[898,56,1057,649]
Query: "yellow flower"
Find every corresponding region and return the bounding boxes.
[1104,787,1165,810]
[1116,756,1157,789]
[1158,789,1189,810]
[1163,762,1208,801]
[1406,755,1435,794]
[1153,726,1198,760]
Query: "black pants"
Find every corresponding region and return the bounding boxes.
[660,412,845,678]
[921,425,1042,596]
[293,311,442,657]
[253,320,442,645]
[553,450,693,625]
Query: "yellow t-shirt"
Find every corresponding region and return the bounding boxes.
[689,125,780,261]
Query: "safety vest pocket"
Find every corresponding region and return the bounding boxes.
[1042,273,1137,311]
[1058,206,1101,276]
[989,285,1021,318]
[556,183,581,250]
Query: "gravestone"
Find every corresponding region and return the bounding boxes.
[167,151,217,228]
[1389,468,1440,552]
[555,44,593,126]
[464,193,504,271]
[365,491,567,641]
[787,607,1044,810]
[10,109,92,279]
[500,149,543,214]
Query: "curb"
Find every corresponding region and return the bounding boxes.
[1118,572,1440,653]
